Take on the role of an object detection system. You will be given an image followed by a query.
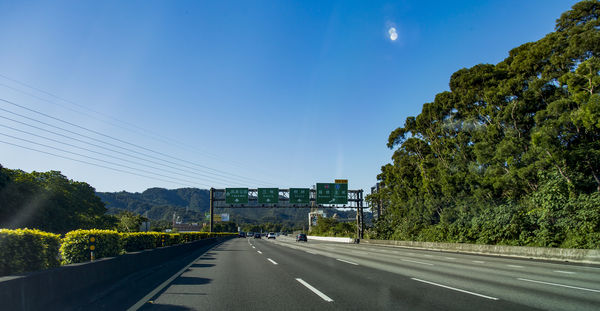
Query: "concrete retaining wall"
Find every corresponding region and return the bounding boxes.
[361,239,600,264]
[0,237,230,311]
[307,236,353,243]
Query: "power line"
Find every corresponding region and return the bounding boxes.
[0,122,249,187]
[0,101,275,186]
[0,76,284,183]
[0,139,200,188]
[0,97,270,183]
[0,114,250,186]
[0,131,215,188]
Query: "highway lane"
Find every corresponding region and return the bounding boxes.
[125,236,600,310]
[267,236,600,310]
[136,237,333,311]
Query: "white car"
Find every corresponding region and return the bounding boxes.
[267,232,276,239]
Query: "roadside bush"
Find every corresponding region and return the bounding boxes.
[60,229,122,264]
[121,232,159,252]
[0,228,61,276]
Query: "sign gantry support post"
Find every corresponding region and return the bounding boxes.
[209,187,214,233]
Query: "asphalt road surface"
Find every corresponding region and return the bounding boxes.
[120,236,599,311]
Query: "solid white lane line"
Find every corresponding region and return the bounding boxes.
[411,278,499,300]
[306,250,317,255]
[267,258,278,265]
[517,278,600,293]
[472,260,485,264]
[444,257,456,260]
[507,265,524,268]
[257,250,262,254]
[424,254,433,258]
[336,258,359,266]
[402,259,434,266]
[554,270,575,275]
[295,278,334,302]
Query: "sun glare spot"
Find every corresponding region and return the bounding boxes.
[388,27,398,41]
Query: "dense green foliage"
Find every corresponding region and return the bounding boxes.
[309,216,356,238]
[0,228,232,275]
[60,229,122,264]
[369,1,600,248]
[58,229,232,265]
[0,229,61,276]
[121,232,159,252]
[0,165,116,233]
[115,210,149,232]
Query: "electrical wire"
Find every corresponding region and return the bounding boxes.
[0,103,274,186]
[0,139,200,188]
[0,83,283,185]
[0,131,215,188]
[0,122,248,187]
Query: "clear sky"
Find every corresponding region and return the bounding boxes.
[0,0,580,195]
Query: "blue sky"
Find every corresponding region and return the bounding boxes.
[0,0,580,195]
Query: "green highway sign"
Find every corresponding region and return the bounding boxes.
[333,183,348,204]
[225,188,248,204]
[316,183,335,204]
[258,188,279,204]
[289,188,310,204]
[316,183,348,204]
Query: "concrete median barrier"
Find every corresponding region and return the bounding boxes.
[307,236,354,243]
[0,236,232,311]
[361,239,600,264]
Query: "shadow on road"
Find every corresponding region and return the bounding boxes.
[190,263,215,268]
[141,302,195,311]
[171,276,211,285]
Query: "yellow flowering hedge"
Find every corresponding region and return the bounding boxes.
[60,229,122,264]
[1,228,237,274]
[0,228,61,276]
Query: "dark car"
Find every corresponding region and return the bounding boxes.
[254,233,261,239]
[238,232,246,238]
[296,233,307,242]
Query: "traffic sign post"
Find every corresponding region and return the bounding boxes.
[289,188,310,204]
[89,236,96,261]
[225,188,248,204]
[258,188,279,204]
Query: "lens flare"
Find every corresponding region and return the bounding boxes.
[388,27,398,41]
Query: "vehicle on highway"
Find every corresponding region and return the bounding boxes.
[253,233,261,239]
[296,233,307,242]
[267,232,276,239]
[238,232,246,238]
[247,232,253,238]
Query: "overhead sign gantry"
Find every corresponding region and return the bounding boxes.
[209,184,365,239]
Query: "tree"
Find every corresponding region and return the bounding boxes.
[115,211,148,232]
[371,1,600,248]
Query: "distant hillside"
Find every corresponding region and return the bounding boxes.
[97,187,209,214]
[96,187,370,227]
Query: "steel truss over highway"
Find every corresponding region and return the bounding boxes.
[209,188,365,239]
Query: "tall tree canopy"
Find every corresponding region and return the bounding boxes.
[370,1,600,248]
[0,164,115,233]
